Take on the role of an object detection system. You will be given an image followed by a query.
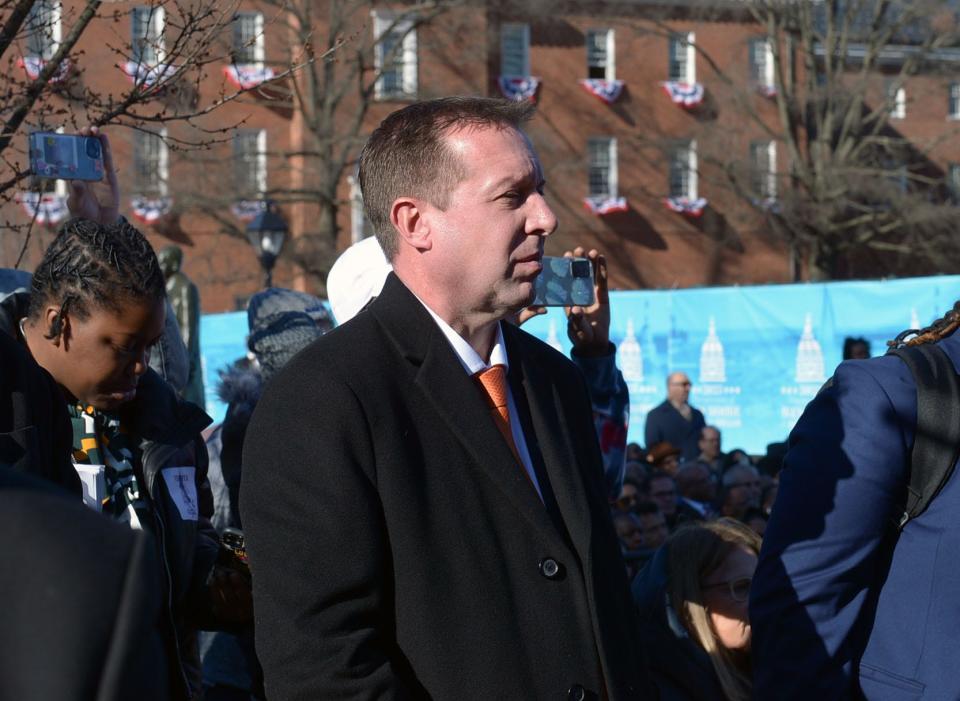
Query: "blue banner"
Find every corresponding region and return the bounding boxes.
[201,275,960,454]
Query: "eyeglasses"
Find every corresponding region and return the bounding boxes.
[670,381,692,387]
[729,480,761,490]
[703,576,752,602]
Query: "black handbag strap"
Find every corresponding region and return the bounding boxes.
[888,344,960,530]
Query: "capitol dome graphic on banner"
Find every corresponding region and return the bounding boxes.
[545,319,564,353]
[618,318,644,383]
[699,317,726,383]
[795,313,825,383]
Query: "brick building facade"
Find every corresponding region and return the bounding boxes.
[4,1,959,311]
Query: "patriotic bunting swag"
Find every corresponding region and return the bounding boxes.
[579,79,625,105]
[583,196,629,216]
[120,61,177,90]
[660,81,705,109]
[498,76,541,103]
[18,56,70,83]
[223,64,276,90]
[231,200,267,222]
[17,192,69,226]
[664,196,708,217]
[130,196,173,224]
[757,84,777,98]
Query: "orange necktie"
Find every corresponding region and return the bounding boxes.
[473,364,523,465]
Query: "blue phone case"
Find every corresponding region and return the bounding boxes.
[29,132,105,182]
[532,256,595,307]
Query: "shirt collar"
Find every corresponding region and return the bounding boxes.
[413,294,508,375]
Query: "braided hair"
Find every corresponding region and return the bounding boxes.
[889,301,960,349]
[27,217,166,338]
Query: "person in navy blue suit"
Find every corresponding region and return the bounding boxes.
[751,308,960,700]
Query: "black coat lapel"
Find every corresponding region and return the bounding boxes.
[369,275,565,548]
[504,325,595,563]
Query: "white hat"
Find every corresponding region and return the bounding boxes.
[326,235,392,325]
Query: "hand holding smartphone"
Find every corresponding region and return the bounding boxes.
[29,131,105,181]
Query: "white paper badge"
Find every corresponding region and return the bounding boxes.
[161,467,199,521]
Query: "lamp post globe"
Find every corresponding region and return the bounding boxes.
[245,201,287,289]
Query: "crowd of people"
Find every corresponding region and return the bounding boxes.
[2,98,957,701]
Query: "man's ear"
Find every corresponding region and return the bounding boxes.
[390,197,432,253]
[42,305,69,346]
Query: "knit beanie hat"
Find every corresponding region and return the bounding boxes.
[246,288,333,381]
[326,236,392,325]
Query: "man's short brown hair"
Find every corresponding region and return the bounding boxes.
[358,96,535,261]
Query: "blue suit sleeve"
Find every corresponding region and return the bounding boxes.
[751,360,912,699]
[571,343,629,502]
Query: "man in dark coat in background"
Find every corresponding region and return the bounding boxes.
[242,97,651,700]
[644,372,706,462]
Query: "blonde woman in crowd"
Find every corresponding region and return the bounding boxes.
[632,519,760,701]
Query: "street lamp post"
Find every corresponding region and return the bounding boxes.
[245,201,287,289]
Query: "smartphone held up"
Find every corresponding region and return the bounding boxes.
[533,256,596,307]
[29,132,105,182]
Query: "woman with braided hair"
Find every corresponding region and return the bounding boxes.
[750,302,960,700]
[0,129,250,701]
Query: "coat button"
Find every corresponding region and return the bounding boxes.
[567,684,587,701]
[539,557,561,579]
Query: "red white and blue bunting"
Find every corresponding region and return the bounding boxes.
[583,196,629,216]
[579,79,625,105]
[231,199,267,222]
[498,76,541,103]
[660,81,705,109]
[120,61,177,91]
[17,192,69,226]
[18,56,71,83]
[130,196,173,224]
[223,64,276,90]
[664,196,707,217]
[757,84,777,98]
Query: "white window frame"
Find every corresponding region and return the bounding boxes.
[586,28,614,81]
[232,11,264,66]
[26,0,61,60]
[500,22,530,77]
[373,10,417,100]
[587,137,618,198]
[233,129,267,197]
[131,5,165,65]
[134,128,168,197]
[750,140,777,199]
[887,83,906,119]
[749,37,774,90]
[668,32,695,84]
[949,83,960,120]
[669,140,698,200]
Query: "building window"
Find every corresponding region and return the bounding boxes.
[588,137,617,198]
[348,175,375,244]
[887,82,906,119]
[233,130,267,198]
[949,163,960,201]
[749,37,774,91]
[131,5,165,65]
[668,32,695,83]
[586,28,614,80]
[949,84,960,119]
[25,0,60,60]
[750,141,777,199]
[373,11,417,100]
[500,23,530,76]
[669,141,697,199]
[133,129,168,197]
[232,12,264,65]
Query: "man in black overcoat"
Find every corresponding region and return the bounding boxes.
[241,97,651,700]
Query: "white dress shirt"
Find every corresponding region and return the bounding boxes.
[415,300,543,501]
